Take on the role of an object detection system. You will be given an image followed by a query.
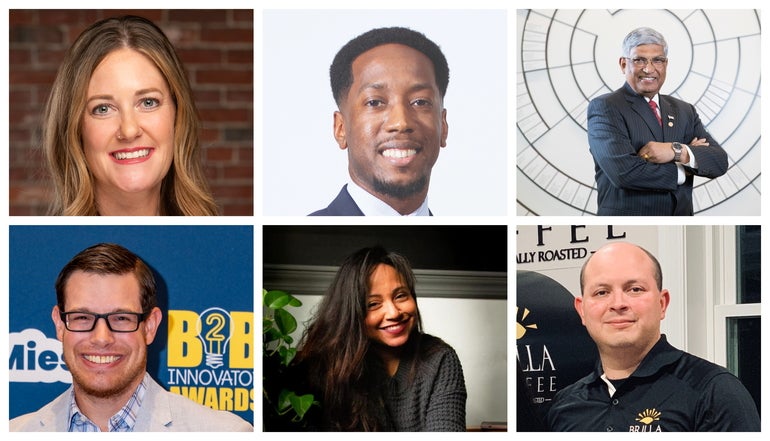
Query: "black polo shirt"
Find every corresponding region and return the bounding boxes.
[547,335,760,432]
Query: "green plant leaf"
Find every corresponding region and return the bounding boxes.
[264,288,317,426]
[274,308,297,335]
[263,328,282,345]
[264,290,291,309]
[276,389,293,414]
[277,390,317,421]
[289,393,318,420]
[279,346,297,366]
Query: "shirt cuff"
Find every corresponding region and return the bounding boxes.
[676,163,685,185]
[676,145,698,185]
[683,145,698,168]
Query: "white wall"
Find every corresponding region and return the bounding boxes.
[262,9,508,216]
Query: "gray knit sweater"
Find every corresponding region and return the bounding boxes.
[380,334,467,431]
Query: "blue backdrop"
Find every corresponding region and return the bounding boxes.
[8,225,254,425]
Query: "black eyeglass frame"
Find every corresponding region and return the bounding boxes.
[59,311,149,333]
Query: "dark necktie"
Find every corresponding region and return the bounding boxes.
[648,100,662,126]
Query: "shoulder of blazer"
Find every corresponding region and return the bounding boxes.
[659,94,694,112]
[309,185,364,216]
[621,82,644,103]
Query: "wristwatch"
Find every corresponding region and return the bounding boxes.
[672,142,683,162]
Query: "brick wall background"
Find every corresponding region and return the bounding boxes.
[9,9,253,216]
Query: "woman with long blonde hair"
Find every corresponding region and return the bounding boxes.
[44,15,218,215]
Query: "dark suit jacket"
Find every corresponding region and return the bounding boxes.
[587,82,728,215]
[309,184,433,216]
[309,185,364,216]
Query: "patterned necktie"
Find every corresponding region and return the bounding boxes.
[648,100,662,126]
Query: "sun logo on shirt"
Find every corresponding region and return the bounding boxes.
[636,408,662,425]
[516,306,538,339]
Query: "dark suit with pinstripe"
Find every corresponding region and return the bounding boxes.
[588,82,728,215]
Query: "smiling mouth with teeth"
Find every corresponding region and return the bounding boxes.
[380,318,411,332]
[84,354,121,364]
[382,149,417,159]
[112,149,151,160]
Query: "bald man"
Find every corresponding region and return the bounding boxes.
[547,242,759,432]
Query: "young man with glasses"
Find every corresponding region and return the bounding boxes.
[587,27,727,216]
[10,243,253,432]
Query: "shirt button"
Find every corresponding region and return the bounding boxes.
[606,426,614,432]
[612,398,619,405]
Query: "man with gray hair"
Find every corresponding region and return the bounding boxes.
[586,27,727,215]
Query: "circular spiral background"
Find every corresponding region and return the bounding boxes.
[517,9,761,215]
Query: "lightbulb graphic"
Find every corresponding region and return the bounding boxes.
[196,307,233,369]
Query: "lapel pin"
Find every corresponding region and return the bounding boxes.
[668,122,674,127]
[667,115,674,127]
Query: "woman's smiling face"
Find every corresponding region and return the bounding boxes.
[364,263,417,348]
[81,47,175,201]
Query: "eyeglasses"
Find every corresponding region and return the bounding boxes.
[60,311,148,332]
[626,57,668,68]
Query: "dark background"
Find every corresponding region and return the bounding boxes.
[263,225,507,271]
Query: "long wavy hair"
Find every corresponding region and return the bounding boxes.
[295,246,429,431]
[43,15,218,215]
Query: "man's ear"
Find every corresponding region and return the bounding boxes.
[440,108,448,148]
[142,307,163,345]
[333,111,347,150]
[52,305,65,341]
[659,289,671,320]
[619,56,628,73]
[574,295,586,326]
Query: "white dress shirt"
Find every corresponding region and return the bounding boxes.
[346,179,430,216]
[647,95,698,185]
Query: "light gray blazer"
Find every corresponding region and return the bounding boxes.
[10,373,253,432]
